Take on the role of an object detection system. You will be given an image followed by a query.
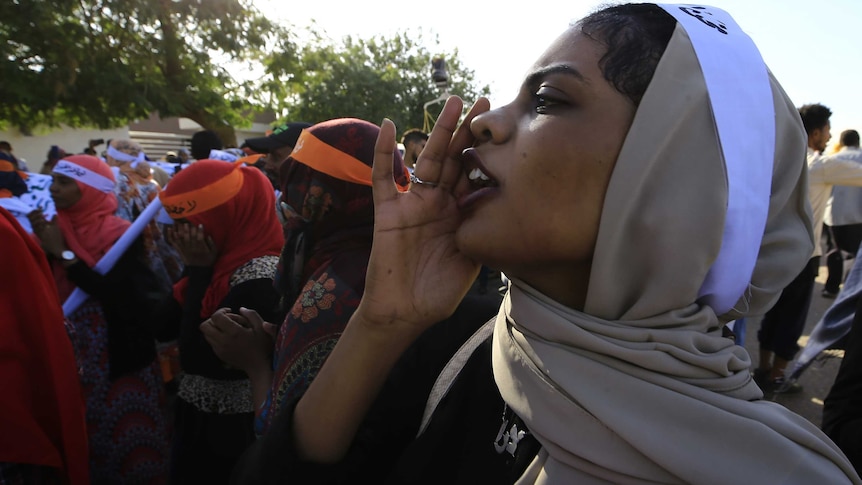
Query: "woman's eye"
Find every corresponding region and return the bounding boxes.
[534,90,563,114]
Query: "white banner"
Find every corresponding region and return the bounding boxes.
[62,198,164,317]
[17,173,57,219]
[659,4,774,315]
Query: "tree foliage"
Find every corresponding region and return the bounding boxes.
[262,29,491,134]
[1,3,488,144]
[0,0,283,144]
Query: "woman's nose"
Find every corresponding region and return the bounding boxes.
[470,106,513,145]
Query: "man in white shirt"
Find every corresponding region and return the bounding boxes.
[822,130,862,297]
[756,105,862,392]
[400,129,428,174]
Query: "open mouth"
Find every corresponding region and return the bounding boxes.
[462,148,499,190]
[467,167,497,189]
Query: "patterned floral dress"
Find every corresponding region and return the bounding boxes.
[63,251,170,484]
[255,119,389,435]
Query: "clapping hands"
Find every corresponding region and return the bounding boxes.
[200,307,276,375]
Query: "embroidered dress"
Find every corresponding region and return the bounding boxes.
[43,156,169,483]
[67,299,169,484]
[156,160,284,485]
[255,119,409,435]
[176,256,280,417]
[168,256,281,485]
[258,257,366,435]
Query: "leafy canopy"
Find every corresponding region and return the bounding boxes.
[0,0,279,144]
[262,28,490,134]
[1,2,489,142]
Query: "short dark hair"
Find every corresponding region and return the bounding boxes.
[401,129,428,146]
[578,3,677,106]
[839,129,860,148]
[798,104,832,136]
[191,130,224,160]
[0,141,10,151]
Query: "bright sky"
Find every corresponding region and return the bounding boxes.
[255,0,862,143]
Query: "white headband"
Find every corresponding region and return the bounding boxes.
[106,145,146,168]
[657,4,774,315]
[53,159,116,193]
[208,149,239,163]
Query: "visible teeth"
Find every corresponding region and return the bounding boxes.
[468,168,490,181]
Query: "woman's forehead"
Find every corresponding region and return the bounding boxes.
[528,29,605,79]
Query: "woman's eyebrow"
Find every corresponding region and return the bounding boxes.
[524,64,589,87]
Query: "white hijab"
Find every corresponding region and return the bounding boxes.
[492,9,860,485]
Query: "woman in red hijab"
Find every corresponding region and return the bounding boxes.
[154,159,284,485]
[0,206,89,485]
[28,155,170,484]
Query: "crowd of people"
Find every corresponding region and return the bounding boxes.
[2,2,862,484]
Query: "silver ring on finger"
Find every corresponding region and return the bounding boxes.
[410,172,439,188]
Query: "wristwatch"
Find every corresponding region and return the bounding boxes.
[61,250,77,262]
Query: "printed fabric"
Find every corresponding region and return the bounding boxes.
[66,299,169,483]
[258,119,397,435]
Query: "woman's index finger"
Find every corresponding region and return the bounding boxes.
[371,118,399,202]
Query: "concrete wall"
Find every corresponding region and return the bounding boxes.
[1,111,276,171]
[0,125,129,172]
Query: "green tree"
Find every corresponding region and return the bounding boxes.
[0,0,286,145]
[262,29,490,135]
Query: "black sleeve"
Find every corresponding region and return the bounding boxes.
[64,238,168,378]
[64,237,165,309]
[230,294,500,484]
[822,295,862,475]
[150,293,183,343]
[0,462,60,485]
[177,274,281,379]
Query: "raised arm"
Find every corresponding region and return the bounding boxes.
[292,96,490,463]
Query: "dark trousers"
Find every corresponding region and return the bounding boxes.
[171,398,255,485]
[758,256,819,361]
[822,287,862,475]
[825,224,862,293]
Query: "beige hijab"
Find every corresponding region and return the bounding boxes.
[492,22,861,485]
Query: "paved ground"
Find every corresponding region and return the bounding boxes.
[469,264,847,429]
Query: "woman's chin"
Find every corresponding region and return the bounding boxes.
[455,224,502,269]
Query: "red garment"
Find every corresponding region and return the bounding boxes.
[0,207,89,484]
[166,160,284,317]
[55,155,130,268]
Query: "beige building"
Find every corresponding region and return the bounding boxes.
[1,112,276,171]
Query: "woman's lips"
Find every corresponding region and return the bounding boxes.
[457,148,499,211]
[457,185,497,211]
[461,148,498,189]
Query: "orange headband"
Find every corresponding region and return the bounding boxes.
[237,154,263,166]
[160,161,245,218]
[0,160,28,180]
[290,130,373,186]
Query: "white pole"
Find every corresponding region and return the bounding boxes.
[62,198,165,317]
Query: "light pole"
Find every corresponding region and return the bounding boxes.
[423,57,450,132]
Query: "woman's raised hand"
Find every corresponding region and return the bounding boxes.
[167,222,218,267]
[291,97,492,463]
[357,96,491,337]
[27,210,67,258]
